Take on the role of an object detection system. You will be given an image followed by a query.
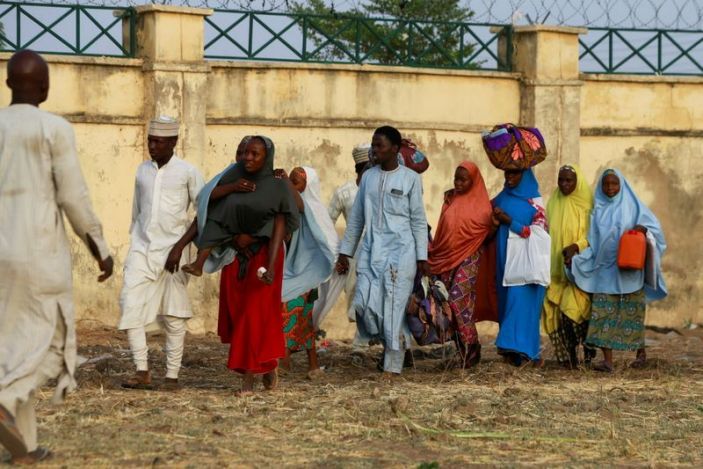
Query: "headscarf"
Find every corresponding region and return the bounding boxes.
[492,169,541,226]
[543,164,593,330]
[428,161,493,274]
[283,166,338,303]
[547,164,593,285]
[570,168,667,301]
[196,136,300,272]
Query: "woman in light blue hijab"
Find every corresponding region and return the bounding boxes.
[570,169,667,372]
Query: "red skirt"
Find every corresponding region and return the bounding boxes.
[218,244,285,374]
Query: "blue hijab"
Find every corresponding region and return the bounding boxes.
[493,169,541,225]
[570,168,667,302]
[196,163,238,273]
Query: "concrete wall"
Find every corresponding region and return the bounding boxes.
[1,7,700,337]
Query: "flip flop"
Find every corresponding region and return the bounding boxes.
[0,405,27,460]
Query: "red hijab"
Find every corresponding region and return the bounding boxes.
[429,161,493,274]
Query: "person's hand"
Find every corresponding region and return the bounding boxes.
[336,255,350,275]
[97,256,114,282]
[260,270,274,285]
[493,207,511,225]
[231,179,256,193]
[633,225,648,234]
[562,244,579,267]
[274,168,288,179]
[165,245,183,273]
[417,260,431,277]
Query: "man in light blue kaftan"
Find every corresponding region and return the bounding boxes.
[338,126,428,374]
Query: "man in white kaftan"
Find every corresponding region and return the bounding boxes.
[338,128,428,374]
[0,50,113,462]
[119,117,204,390]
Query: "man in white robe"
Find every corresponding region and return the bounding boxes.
[0,50,113,463]
[119,116,204,391]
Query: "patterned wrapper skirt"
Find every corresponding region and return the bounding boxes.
[586,289,645,351]
[282,289,318,352]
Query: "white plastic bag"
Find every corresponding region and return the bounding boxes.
[503,225,551,287]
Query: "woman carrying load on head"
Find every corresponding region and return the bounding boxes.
[570,169,667,372]
[280,166,338,380]
[542,164,596,368]
[492,168,549,367]
[428,161,495,368]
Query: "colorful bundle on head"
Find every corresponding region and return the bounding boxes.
[481,123,547,170]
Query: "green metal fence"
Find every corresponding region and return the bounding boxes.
[580,28,703,75]
[0,1,135,57]
[205,10,512,71]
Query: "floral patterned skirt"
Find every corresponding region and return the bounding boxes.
[282,289,318,352]
[586,290,645,351]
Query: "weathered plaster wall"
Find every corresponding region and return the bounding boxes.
[1,23,700,338]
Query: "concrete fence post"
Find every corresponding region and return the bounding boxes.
[130,5,212,168]
[510,25,587,192]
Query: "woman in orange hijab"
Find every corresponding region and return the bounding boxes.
[429,161,495,368]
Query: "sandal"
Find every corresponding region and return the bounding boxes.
[160,378,181,392]
[121,370,154,390]
[0,404,27,460]
[306,368,324,381]
[630,351,647,369]
[593,361,614,373]
[11,447,52,465]
[262,369,278,391]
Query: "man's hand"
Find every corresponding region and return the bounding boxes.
[336,255,350,275]
[230,178,256,193]
[417,260,431,277]
[165,245,184,273]
[97,256,114,282]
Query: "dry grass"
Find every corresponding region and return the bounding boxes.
[3,327,703,467]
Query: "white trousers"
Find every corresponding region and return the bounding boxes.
[0,314,65,452]
[127,316,187,379]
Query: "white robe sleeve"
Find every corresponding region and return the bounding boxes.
[51,120,110,260]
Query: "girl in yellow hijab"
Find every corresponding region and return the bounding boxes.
[542,164,595,368]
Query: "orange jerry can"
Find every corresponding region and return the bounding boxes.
[617,230,646,270]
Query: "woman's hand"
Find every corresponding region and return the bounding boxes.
[274,168,288,179]
[336,255,350,275]
[562,243,579,267]
[493,207,511,225]
[260,270,274,285]
[230,179,256,193]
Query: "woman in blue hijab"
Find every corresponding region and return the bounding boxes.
[570,169,667,372]
[492,169,549,366]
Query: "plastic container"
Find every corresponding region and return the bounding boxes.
[617,230,646,270]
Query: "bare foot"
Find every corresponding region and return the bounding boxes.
[181,263,203,277]
[262,369,278,391]
[306,368,324,381]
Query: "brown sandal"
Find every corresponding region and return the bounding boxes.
[121,370,154,390]
[0,404,27,460]
[262,369,278,391]
[593,361,614,373]
[11,447,52,465]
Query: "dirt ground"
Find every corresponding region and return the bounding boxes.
[2,326,702,468]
